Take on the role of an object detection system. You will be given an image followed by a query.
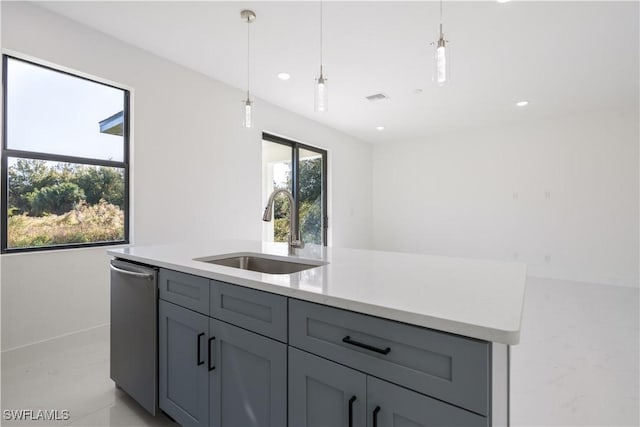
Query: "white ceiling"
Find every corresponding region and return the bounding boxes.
[36,1,639,144]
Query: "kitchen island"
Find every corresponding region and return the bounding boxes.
[108,241,526,427]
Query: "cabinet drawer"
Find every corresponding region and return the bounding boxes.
[289,299,490,415]
[210,281,287,342]
[159,269,210,315]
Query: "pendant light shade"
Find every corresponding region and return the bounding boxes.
[315,70,328,112]
[432,1,450,86]
[314,1,328,112]
[241,10,256,128]
[243,97,254,128]
[434,24,450,86]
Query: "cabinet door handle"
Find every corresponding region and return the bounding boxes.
[196,333,205,366]
[208,336,216,371]
[373,406,381,427]
[342,336,391,355]
[348,396,357,427]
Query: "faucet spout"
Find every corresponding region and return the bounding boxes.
[262,204,273,222]
[262,189,304,254]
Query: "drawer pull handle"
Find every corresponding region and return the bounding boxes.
[196,333,205,366]
[373,406,381,427]
[208,336,216,371]
[342,336,391,355]
[348,396,356,427]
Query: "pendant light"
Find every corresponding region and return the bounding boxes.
[314,1,328,112]
[241,10,256,128]
[433,0,450,86]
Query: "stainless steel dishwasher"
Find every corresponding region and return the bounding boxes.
[110,259,158,415]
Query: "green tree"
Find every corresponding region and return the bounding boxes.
[8,159,58,214]
[272,168,292,243]
[298,158,322,244]
[72,166,125,208]
[300,200,322,244]
[299,158,322,204]
[271,158,323,244]
[7,159,125,216]
[26,182,85,216]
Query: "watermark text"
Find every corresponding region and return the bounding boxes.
[2,409,70,422]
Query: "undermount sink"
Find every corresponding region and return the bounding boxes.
[194,253,327,275]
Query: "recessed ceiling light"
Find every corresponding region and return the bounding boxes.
[277,72,291,80]
[376,126,385,131]
[516,100,529,107]
[496,0,511,3]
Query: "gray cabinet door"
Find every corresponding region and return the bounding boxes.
[289,347,366,427]
[209,319,287,427]
[158,300,209,427]
[366,377,488,427]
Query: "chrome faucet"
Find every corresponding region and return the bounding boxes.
[262,189,304,255]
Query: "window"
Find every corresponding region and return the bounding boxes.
[1,55,129,252]
[262,133,327,246]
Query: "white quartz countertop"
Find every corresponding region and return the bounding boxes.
[108,241,527,345]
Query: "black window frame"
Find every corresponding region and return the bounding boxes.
[262,132,328,246]
[1,54,130,254]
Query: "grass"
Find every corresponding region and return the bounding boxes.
[8,200,124,248]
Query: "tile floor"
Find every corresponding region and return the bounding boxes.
[510,277,638,426]
[1,277,638,426]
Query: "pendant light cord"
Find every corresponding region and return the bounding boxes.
[440,0,444,38]
[320,0,323,75]
[247,16,251,97]
[439,0,443,35]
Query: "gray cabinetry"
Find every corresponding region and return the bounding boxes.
[366,377,488,427]
[209,319,287,427]
[158,300,209,427]
[289,347,366,427]
[210,280,287,342]
[289,299,490,415]
[289,347,487,427]
[156,267,499,427]
[159,269,210,315]
[158,269,287,427]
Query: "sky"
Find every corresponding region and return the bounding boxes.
[7,57,125,163]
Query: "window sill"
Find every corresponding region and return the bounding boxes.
[1,240,129,256]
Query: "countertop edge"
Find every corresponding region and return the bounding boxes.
[108,249,523,345]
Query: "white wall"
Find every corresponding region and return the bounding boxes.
[0,2,373,351]
[373,110,639,288]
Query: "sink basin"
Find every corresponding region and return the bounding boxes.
[194,253,327,275]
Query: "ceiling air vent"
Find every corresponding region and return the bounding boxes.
[365,93,389,102]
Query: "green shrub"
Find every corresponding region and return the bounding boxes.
[26,182,85,216]
[274,218,290,243]
[7,200,124,249]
